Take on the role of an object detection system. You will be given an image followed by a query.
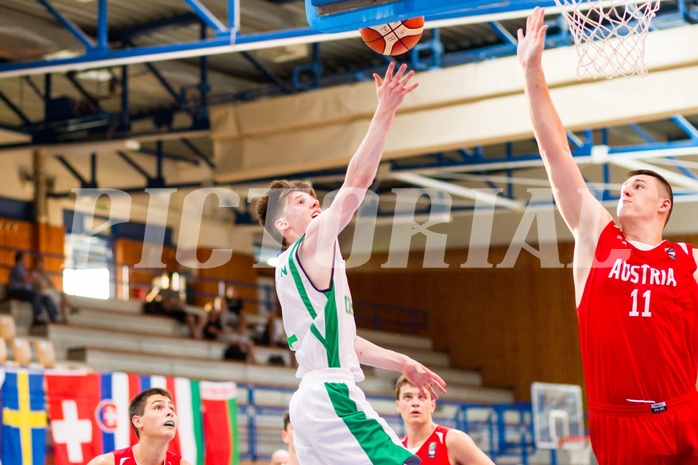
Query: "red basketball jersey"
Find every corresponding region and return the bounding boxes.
[111,445,181,465]
[401,425,451,464]
[578,221,698,406]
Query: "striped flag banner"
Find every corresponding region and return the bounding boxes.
[200,381,239,465]
[2,369,46,465]
[166,377,204,465]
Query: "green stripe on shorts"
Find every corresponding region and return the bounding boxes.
[325,382,414,465]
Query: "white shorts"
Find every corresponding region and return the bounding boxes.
[289,368,418,465]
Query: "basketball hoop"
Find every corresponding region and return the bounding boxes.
[558,435,593,465]
[553,0,661,79]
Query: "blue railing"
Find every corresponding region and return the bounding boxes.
[237,383,537,463]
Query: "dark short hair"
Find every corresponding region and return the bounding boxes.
[283,410,291,432]
[14,251,25,263]
[394,375,431,400]
[255,180,316,247]
[128,387,173,438]
[626,170,673,225]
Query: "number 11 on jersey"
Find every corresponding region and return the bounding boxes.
[629,289,652,317]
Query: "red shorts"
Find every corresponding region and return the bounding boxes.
[589,392,698,465]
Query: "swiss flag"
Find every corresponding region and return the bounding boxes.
[45,372,103,465]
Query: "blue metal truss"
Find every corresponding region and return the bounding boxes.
[0,0,696,212]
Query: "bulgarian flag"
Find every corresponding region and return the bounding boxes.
[200,382,239,465]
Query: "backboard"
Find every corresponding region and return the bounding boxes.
[305,0,552,33]
[531,382,585,449]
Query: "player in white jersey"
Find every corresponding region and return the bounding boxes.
[255,62,446,465]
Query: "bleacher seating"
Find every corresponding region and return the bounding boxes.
[0,294,528,462]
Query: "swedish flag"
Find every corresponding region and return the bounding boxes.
[2,370,46,465]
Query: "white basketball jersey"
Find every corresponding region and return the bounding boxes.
[275,237,364,382]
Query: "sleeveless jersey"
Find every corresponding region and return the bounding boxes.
[578,221,698,406]
[111,445,181,465]
[401,425,451,465]
[275,237,364,381]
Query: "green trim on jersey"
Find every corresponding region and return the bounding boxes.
[288,237,317,319]
[325,382,415,465]
[287,236,340,368]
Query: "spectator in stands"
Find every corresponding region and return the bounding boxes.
[395,375,494,465]
[280,410,299,465]
[87,387,190,465]
[31,256,75,323]
[222,285,245,330]
[204,297,256,363]
[143,280,205,339]
[7,251,57,325]
[255,307,287,348]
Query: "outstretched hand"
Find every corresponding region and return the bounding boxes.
[373,62,419,113]
[402,358,447,400]
[517,7,548,71]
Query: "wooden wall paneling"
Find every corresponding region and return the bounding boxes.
[347,242,584,401]
[190,248,259,312]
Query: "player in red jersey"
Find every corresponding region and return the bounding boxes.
[518,8,698,464]
[87,387,189,465]
[395,376,494,465]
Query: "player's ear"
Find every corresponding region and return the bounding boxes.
[281,430,289,444]
[132,414,143,431]
[274,217,289,233]
[658,198,671,213]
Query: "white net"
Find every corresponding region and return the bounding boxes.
[559,436,594,465]
[553,0,661,79]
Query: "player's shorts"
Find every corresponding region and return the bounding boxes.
[589,391,698,465]
[289,368,419,465]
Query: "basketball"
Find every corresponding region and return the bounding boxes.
[359,17,424,56]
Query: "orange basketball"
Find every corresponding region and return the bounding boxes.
[359,17,424,56]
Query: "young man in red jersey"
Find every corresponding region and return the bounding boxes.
[518,8,698,464]
[87,387,189,465]
[396,376,494,465]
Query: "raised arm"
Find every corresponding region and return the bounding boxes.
[355,336,446,400]
[300,63,418,283]
[303,63,416,244]
[517,8,611,238]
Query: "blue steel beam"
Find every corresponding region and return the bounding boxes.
[136,147,200,165]
[119,65,130,131]
[0,90,31,125]
[488,21,518,45]
[116,151,152,180]
[181,138,214,168]
[240,52,294,94]
[65,73,101,111]
[23,77,43,99]
[183,0,227,35]
[36,0,97,51]
[672,115,698,140]
[120,38,181,105]
[56,155,95,188]
[111,13,200,42]
[97,0,109,52]
[0,28,354,78]
[629,123,656,143]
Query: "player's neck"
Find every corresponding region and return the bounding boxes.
[405,421,438,449]
[133,439,169,465]
[620,219,664,246]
